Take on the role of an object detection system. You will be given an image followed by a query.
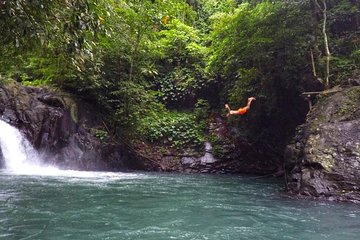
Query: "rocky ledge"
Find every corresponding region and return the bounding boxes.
[285,86,360,203]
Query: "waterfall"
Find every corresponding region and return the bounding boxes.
[0,119,58,174]
[0,119,106,177]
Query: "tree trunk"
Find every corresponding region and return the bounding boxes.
[314,0,331,89]
[321,0,330,89]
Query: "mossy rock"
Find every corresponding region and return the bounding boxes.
[286,86,360,203]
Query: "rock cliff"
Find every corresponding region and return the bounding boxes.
[285,86,360,203]
[0,82,141,171]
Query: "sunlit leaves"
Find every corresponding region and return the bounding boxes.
[156,19,206,63]
[0,0,107,87]
[151,17,209,108]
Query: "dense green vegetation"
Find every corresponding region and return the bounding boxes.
[1,0,359,156]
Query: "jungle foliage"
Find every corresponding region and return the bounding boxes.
[1,0,359,151]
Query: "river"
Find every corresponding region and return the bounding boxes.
[0,170,359,240]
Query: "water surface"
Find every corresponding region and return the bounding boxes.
[0,171,359,240]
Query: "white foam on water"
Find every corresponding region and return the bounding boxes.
[0,119,145,180]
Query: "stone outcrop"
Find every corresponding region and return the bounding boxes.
[285,86,360,203]
[0,82,141,171]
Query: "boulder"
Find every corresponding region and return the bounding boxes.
[285,86,360,203]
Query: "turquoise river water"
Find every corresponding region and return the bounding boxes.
[0,170,359,240]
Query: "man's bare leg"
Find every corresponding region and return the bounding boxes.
[225,104,231,117]
[225,104,241,116]
[246,97,256,109]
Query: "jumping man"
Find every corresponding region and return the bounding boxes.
[225,97,256,117]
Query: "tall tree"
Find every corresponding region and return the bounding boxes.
[313,0,331,89]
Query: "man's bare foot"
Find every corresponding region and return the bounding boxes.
[248,97,256,101]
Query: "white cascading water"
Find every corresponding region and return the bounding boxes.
[0,119,137,179]
[0,119,60,175]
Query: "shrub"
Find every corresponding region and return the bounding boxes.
[90,128,109,142]
[194,98,210,132]
[138,111,204,149]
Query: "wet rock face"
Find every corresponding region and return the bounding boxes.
[0,82,135,171]
[285,86,360,203]
[0,148,4,168]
